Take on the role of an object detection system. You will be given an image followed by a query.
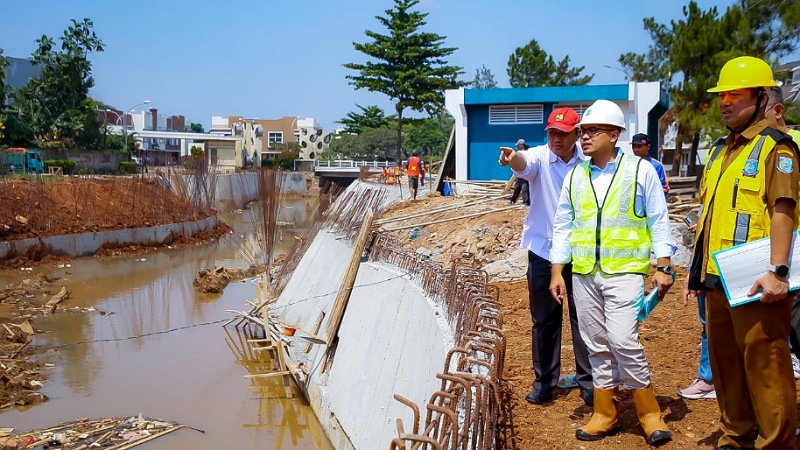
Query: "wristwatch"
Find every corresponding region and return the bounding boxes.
[770,264,790,278]
[656,266,674,275]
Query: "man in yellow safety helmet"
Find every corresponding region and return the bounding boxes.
[685,55,800,450]
[550,99,676,446]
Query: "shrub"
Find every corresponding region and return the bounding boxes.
[118,162,139,174]
[44,159,77,175]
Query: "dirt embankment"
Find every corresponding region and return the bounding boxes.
[0,176,229,267]
[377,193,800,450]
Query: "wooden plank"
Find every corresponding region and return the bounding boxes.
[325,211,374,349]
[383,204,523,232]
[432,125,455,194]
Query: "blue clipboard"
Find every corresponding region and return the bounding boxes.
[638,272,676,322]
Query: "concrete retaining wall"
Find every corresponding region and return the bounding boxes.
[0,215,218,261]
[273,231,452,449]
[201,172,309,211]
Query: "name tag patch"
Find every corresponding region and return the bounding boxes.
[778,156,794,174]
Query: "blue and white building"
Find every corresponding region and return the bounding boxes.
[444,82,669,181]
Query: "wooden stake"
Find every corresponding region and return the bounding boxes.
[325,211,374,350]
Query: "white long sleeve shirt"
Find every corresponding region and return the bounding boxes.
[511,142,586,260]
[550,152,676,265]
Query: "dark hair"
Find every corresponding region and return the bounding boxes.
[411,150,418,156]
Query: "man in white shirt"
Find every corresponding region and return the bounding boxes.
[550,100,675,445]
[498,107,593,407]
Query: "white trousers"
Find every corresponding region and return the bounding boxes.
[573,271,651,389]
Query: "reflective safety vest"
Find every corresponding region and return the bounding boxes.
[697,128,799,276]
[407,156,421,177]
[569,153,651,275]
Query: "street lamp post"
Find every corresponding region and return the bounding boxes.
[122,100,151,157]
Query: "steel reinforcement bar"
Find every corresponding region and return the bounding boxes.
[369,233,505,450]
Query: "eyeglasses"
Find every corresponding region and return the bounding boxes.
[580,127,616,138]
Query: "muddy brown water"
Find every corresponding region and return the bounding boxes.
[0,199,334,449]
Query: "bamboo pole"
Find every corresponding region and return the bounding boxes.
[373,195,503,225]
[432,125,455,194]
[382,204,522,232]
[325,211,374,349]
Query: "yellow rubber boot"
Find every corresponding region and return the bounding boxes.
[576,387,620,441]
[632,384,672,445]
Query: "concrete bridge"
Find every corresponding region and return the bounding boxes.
[314,160,397,187]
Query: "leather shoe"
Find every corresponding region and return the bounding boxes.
[581,387,594,407]
[525,388,553,404]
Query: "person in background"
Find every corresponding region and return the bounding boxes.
[677,214,717,400]
[406,150,422,200]
[498,107,593,408]
[685,56,799,450]
[765,85,800,379]
[510,139,531,206]
[631,133,670,194]
[550,100,675,445]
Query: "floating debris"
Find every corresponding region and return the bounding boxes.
[6,414,203,449]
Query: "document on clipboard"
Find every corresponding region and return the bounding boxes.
[711,230,800,307]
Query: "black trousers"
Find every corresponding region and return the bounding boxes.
[527,250,592,391]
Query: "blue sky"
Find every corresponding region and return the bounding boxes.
[1,0,797,131]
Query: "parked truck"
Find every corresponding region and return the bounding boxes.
[0,148,45,174]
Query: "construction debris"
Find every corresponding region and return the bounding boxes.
[193,264,266,293]
[3,414,202,449]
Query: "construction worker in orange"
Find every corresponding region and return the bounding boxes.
[406,150,423,200]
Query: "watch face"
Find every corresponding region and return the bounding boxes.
[777,265,790,277]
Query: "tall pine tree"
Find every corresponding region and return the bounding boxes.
[507,39,593,87]
[344,0,464,163]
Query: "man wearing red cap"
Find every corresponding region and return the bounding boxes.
[499,107,593,406]
[631,133,670,193]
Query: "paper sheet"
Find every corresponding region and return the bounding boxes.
[712,230,800,307]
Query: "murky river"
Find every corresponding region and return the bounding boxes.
[0,198,334,449]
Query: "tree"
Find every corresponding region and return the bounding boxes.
[344,0,464,163]
[3,18,104,149]
[403,112,454,160]
[507,39,593,87]
[338,104,391,134]
[0,48,8,107]
[470,64,498,89]
[330,128,397,160]
[190,123,204,133]
[622,1,800,176]
[0,49,8,140]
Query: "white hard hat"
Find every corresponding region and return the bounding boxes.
[578,100,626,131]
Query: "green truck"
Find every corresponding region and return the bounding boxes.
[0,148,45,174]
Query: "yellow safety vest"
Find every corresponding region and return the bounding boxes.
[569,153,651,275]
[697,129,798,276]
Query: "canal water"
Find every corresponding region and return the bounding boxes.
[0,198,334,449]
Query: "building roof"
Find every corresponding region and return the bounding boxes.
[464,84,629,105]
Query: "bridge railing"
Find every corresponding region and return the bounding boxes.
[314,159,396,169]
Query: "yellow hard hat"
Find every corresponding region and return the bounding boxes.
[707,56,776,93]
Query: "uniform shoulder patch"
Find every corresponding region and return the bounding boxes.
[778,155,794,174]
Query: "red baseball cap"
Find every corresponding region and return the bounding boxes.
[545,107,580,132]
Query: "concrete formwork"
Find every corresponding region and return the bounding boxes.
[211,172,309,211]
[273,231,452,449]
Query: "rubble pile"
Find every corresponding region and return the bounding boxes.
[378,191,699,283]
[0,414,197,449]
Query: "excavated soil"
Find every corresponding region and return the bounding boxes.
[0,176,226,267]
[380,193,800,450]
